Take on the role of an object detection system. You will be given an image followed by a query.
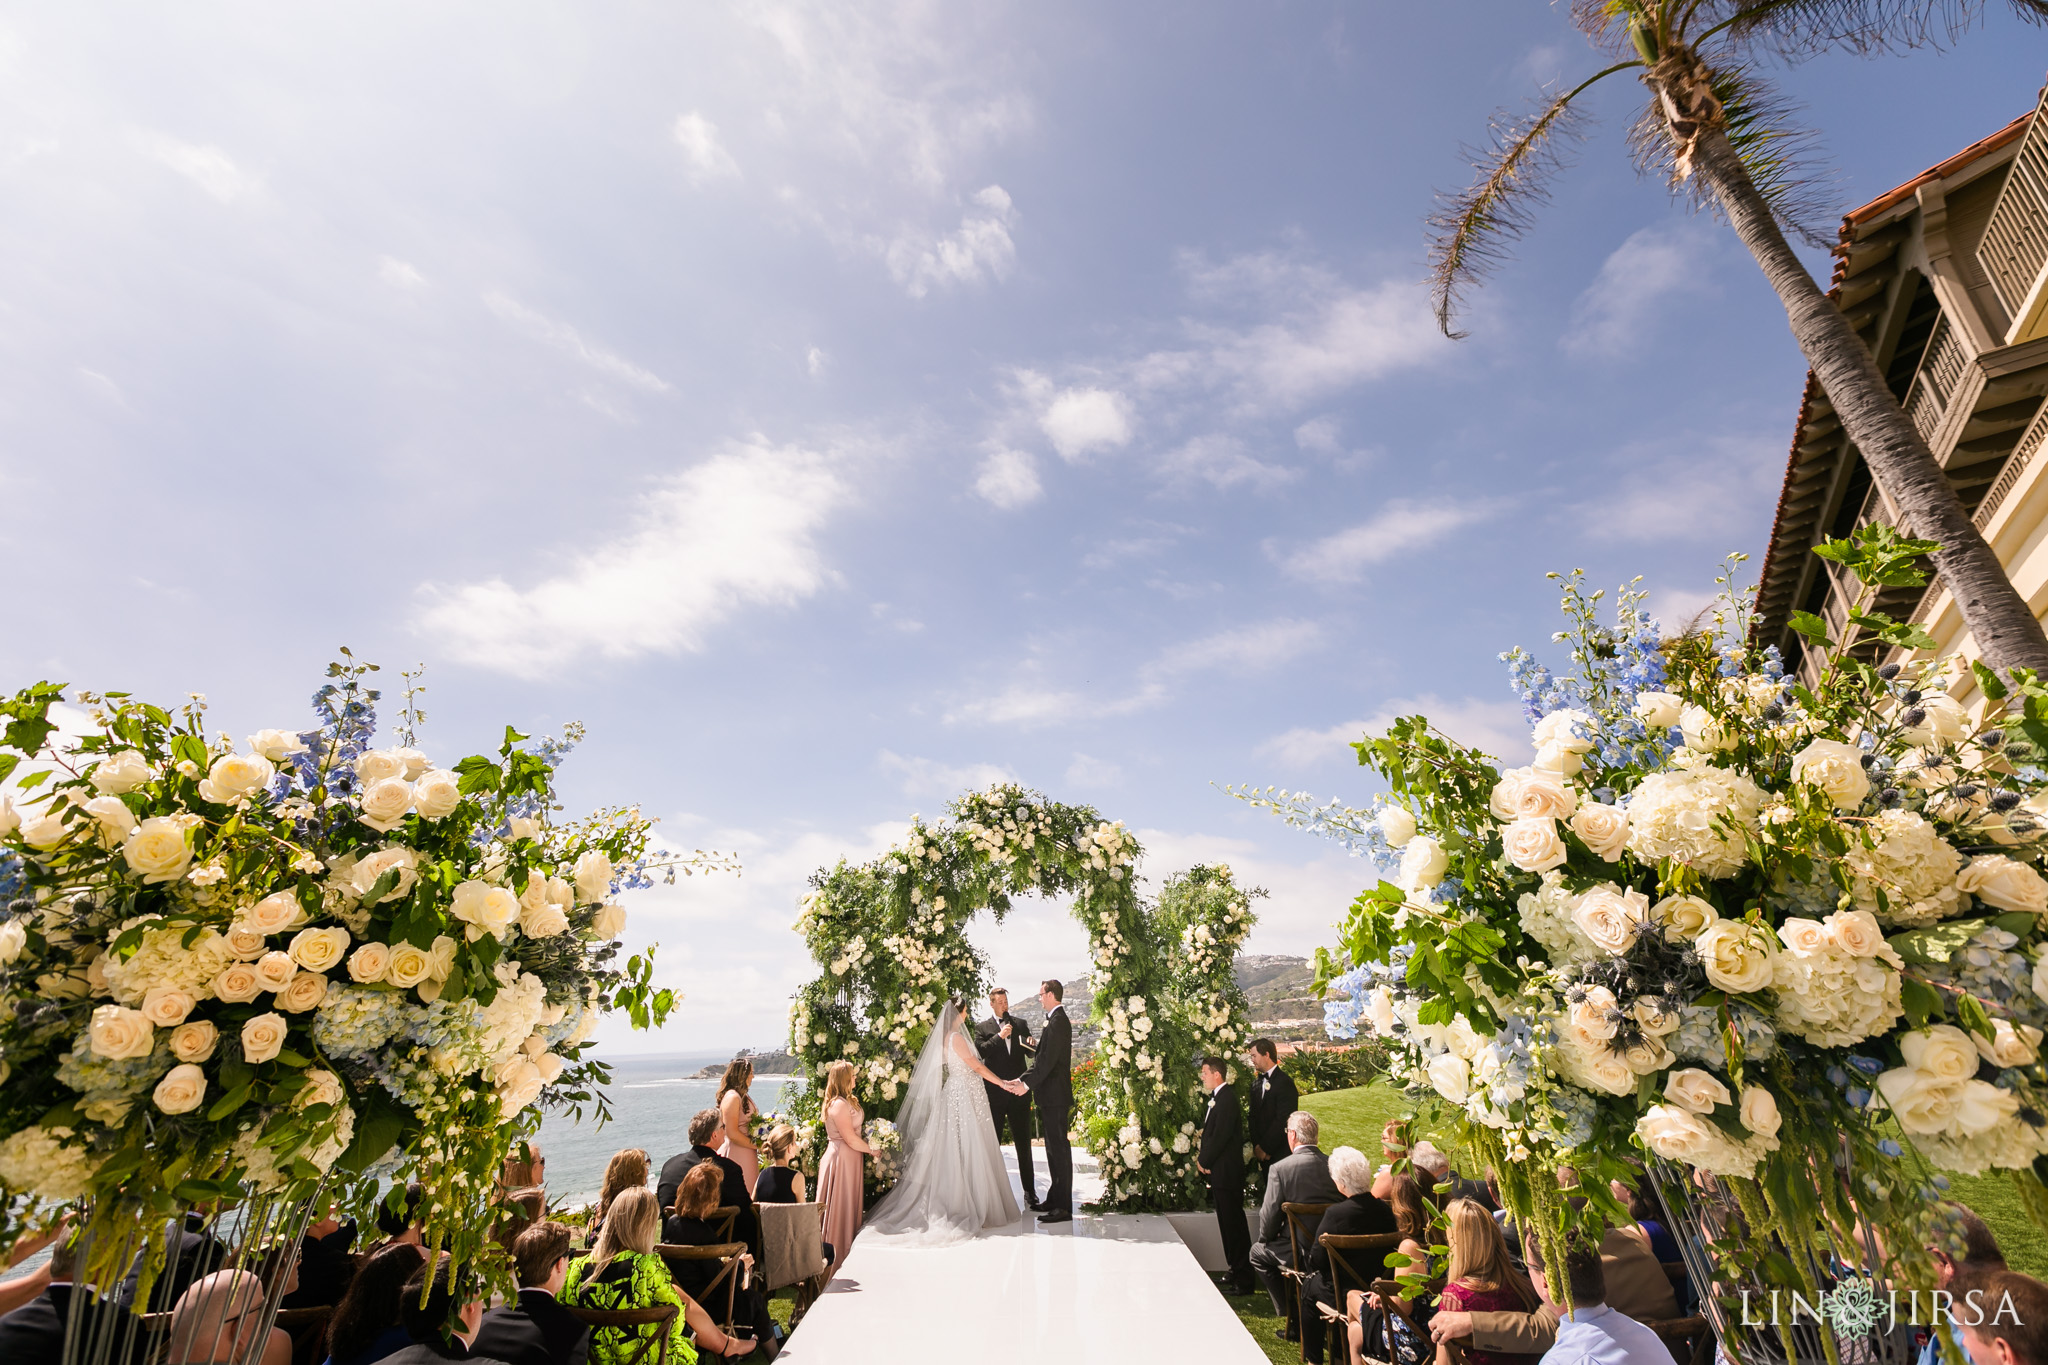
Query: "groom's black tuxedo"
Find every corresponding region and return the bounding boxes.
[1201,1080,1253,1289]
[1023,1004,1073,1216]
[976,1012,1038,1200]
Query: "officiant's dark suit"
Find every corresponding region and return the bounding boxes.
[1022,981,1073,1221]
[1247,1046,1300,1200]
[976,996,1038,1207]
[1199,1062,1254,1292]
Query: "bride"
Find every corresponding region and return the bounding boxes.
[859,998,1027,1247]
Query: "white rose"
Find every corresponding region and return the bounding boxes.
[1791,739,1871,811]
[289,926,350,973]
[1739,1085,1782,1138]
[89,1004,155,1059]
[140,986,196,1028]
[589,903,628,941]
[240,1012,288,1063]
[1900,1025,1980,1083]
[224,927,268,960]
[1569,803,1629,861]
[253,952,298,992]
[574,850,614,905]
[496,1058,546,1115]
[170,1020,219,1063]
[20,810,69,850]
[1489,767,1577,821]
[1578,1048,1637,1096]
[1777,917,1830,956]
[393,748,431,781]
[0,797,16,836]
[91,750,155,795]
[1634,691,1684,729]
[1954,1078,2020,1136]
[348,847,419,904]
[152,1064,207,1115]
[1876,1068,1955,1133]
[1823,909,1886,958]
[1501,817,1568,873]
[355,748,409,785]
[1426,1052,1471,1104]
[520,899,571,939]
[1636,1104,1720,1162]
[1651,894,1718,942]
[277,972,328,1013]
[77,796,135,845]
[211,963,264,1004]
[1367,985,1398,1038]
[385,942,435,989]
[346,943,392,983]
[1956,856,2048,917]
[246,729,309,762]
[410,770,462,821]
[241,892,306,936]
[1399,836,1449,891]
[1663,1067,1732,1115]
[1572,884,1650,956]
[1565,986,1621,1048]
[1533,742,1585,778]
[1679,704,1735,752]
[1532,709,1596,757]
[1901,693,1971,749]
[2035,949,2048,1006]
[0,919,24,963]
[198,751,275,805]
[1622,1036,1675,1075]
[508,817,541,841]
[123,816,195,883]
[357,778,414,833]
[297,1069,346,1110]
[1631,997,1682,1037]
[1974,1018,2043,1069]
[534,1052,565,1083]
[1697,920,1778,994]
[1378,806,1418,849]
[451,880,521,939]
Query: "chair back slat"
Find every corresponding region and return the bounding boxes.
[1280,1202,1331,1269]
[565,1302,678,1365]
[1321,1232,1408,1365]
[708,1206,740,1243]
[657,1242,747,1334]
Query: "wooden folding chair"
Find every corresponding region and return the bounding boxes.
[707,1206,740,1243]
[1281,1202,1332,1362]
[565,1303,681,1365]
[754,1201,829,1329]
[273,1305,334,1365]
[656,1242,746,1335]
[1317,1232,1406,1365]
[1660,1259,1699,1315]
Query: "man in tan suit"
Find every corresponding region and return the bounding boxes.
[1430,1223,1679,1355]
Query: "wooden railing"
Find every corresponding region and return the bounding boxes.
[1904,311,1970,442]
[1977,87,2048,326]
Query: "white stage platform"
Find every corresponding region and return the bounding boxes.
[779,1145,1268,1363]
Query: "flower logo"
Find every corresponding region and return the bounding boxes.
[1822,1278,1885,1338]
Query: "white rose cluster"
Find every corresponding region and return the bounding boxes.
[1770,911,1904,1047]
[1635,1080,1781,1178]
[1878,1025,2048,1175]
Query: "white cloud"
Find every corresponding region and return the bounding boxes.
[1184,278,1439,412]
[415,437,849,677]
[1155,434,1296,491]
[673,111,740,180]
[483,292,672,393]
[806,346,827,377]
[974,449,1042,508]
[1148,619,1322,678]
[947,683,1098,727]
[1580,432,1779,543]
[1065,753,1122,786]
[1129,827,1370,956]
[1276,499,1492,584]
[379,257,426,289]
[878,750,1013,797]
[1648,585,1722,634]
[1039,385,1132,460]
[1563,225,1713,359]
[1260,694,1532,768]
[133,131,260,203]
[1294,417,1341,453]
[75,368,126,407]
[888,185,1016,298]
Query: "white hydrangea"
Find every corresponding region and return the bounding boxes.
[102,920,231,1005]
[476,967,549,1064]
[1843,809,1967,928]
[1516,873,1598,965]
[1909,1117,2048,1176]
[1624,766,1766,878]
[1772,940,1904,1047]
[0,1125,100,1198]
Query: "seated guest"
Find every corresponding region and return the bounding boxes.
[1960,1269,2048,1365]
[1249,1111,1345,1341]
[1919,1204,2008,1365]
[752,1126,806,1205]
[1362,1174,1435,1365]
[0,1215,68,1319]
[321,1242,427,1365]
[1524,1233,1665,1365]
[471,1222,591,1365]
[564,1188,755,1361]
[370,1182,427,1252]
[284,1204,359,1310]
[0,1224,79,1360]
[585,1149,649,1247]
[1433,1200,1541,1365]
[164,1269,293,1365]
[1409,1143,1451,1193]
[657,1113,761,1264]
[1610,1175,1680,1264]
[1301,1145,1397,1365]
[495,1143,549,1253]
[1434,1211,1679,1357]
[664,1166,780,1360]
[382,1253,499,1364]
[118,1209,229,1313]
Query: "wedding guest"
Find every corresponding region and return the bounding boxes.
[1610,1175,1680,1264]
[496,1143,549,1254]
[0,1214,67,1319]
[593,1149,651,1240]
[117,1208,229,1313]
[1250,1111,1344,1340]
[1301,1145,1396,1365]
[564,1188,754,1362]
[164,1269,293,1365]
[1521,1234,1665,1365]
[665,1164,781,1359]
[657,1116,760,1263]
[1245,1039,1299,1202]
[976,987,1039,1209]
[1197,1056,1255,1296]
[321,1242,427,1365]
[471,1222,592,1365]
[0,1225,78,1360]
[753,1126,807,1205]
[284,1203,359,1310]
[1433,1200,1542,1365]
[814,1061,874,1270]
[1435,1208,1677,1356]
[716,1060,761,1196]
[1362,1174,1436,1365]
[383,1254,498,1364]
[1918,1203,2007,1365]
[370,1183,428,1251]
[1960,1269,2048,1365]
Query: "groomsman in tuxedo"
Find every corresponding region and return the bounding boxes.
[1022,979,1073,1223]
[975,986,1040,1210]
[1245,1038,1299,1203]
[1198,1056,1254,1294]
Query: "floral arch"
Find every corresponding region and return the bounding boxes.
[787,783,1258,1212]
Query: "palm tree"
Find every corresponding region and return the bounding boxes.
[1430,1,2048,676]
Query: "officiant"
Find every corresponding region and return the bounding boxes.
[974,986,1040,1211]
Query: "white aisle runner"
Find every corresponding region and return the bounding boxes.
[779,1148,1268,1364]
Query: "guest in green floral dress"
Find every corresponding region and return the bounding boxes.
[565,1186,758,1365]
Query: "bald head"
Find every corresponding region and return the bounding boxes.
[167,1269,267,1363]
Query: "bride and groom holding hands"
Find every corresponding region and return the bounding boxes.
[860,980,1074,1248]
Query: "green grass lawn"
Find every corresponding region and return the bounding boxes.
[1301,1083,2048,1279]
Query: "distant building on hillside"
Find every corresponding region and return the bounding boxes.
[1754,81,2048,684]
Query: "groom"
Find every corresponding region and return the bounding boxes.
[1021,979,1073,1224]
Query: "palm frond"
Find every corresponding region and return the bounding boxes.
[1569,0,1654,57]
[1691,0,2048,60]
[1629,62,1836,246]
[1427,91,1596,339]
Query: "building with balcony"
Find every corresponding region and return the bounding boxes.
[1754,82,2048,687]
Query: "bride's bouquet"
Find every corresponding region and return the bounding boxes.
[863,1117,903,1199]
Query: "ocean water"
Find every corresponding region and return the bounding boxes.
[533,1053,807,1205]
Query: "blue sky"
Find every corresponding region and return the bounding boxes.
[4,4,2044,1053]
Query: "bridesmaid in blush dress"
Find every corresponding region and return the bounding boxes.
[813,1061,874,1270]
[716,1058,761,1195]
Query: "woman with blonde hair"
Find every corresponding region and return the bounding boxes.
[753,1124,807,1205]
[813,1060,874,1269]
[564,1186,756,1361]
[717,1058,761,1195]
[1432,1198,1541,1365]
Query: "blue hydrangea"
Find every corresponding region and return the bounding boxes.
[312,986,411,1058]
[1546,1086,1598,1149]
[1922,927,2048,1030]
[56,1034,173,1107]
[1672,1004,1778,1068]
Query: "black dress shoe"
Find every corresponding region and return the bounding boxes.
[1037,1210,1072,1223]
[1275,1325,1300,1343]
[1024,1197,1043,1210]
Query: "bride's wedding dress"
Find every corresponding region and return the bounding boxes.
[859,1002,1022,1248]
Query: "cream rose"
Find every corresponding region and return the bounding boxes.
[1778,917,1830,956]
[496,1058,547,1115]
[224,927,268,960]
[509,816,541,842]
[211,963,264,1004]
[385,942,435,989]
[253,952,297,992]
[89,1004,154,1059]
[91,750,154,795]
[1534,741,1585,778]
[140,986,196,1028]
[1533,708,1596,756]
[355,748,409,785]
[288,926,350,973]
[348,847,420,904]
[1823,909,1887,958]
[1426,1052,1471,1104]
[1636,1104,1719,1162]
[0,797,17,837]
[1901,693,1971,749]
[1378,806,1418,849]
[276,971,329,1013]
[1664,1067,1732,1115]
[1955,1079,2021,1136]
[1399,837,1449,891]
[241,891,306,936]
[152,1064,207,1115]
[83,795,138,843]
[1957,856,2048,917]
[1489,767,1577,822]
[1697,920,1777,994]
[1739,1085,1782,1138]
[346,942,392,983]
[534,1052,565,1084]
[1651,894,1718,942]
[1622,1036,1675,1075]
[1502,817,1568,873]
[198,751,275,805]
[357,778,414,833]
[1572,885,1650,956]
[1565,986,1621,1048]
[247,729,309,762]
[297,1069,346,1110]
[451,880,521,939]
[123,816,196,883]
[1679,704,1735,752]
[0,919,24,964]
[411,770,462,821]
[1569,803,1629,862]
[1631,997,1682,1037]
[1974,1018,2043,1069]
[170,1020,219,1063]
[1791,738,1872,811]
[520,899,571,939]
[1635,691,1684,729]
[240,1013,288,1063]
[1876,1067,1958,1135]
[1900,1025,1980,1083]
[574,850,614,905]
[590,903,628,940]
[1578,1047,1637,1096]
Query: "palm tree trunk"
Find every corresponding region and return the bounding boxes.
[1687,125,2048,678]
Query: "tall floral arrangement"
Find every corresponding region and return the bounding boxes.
[0,655,729,1301]
[1241,534,2048,1319]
